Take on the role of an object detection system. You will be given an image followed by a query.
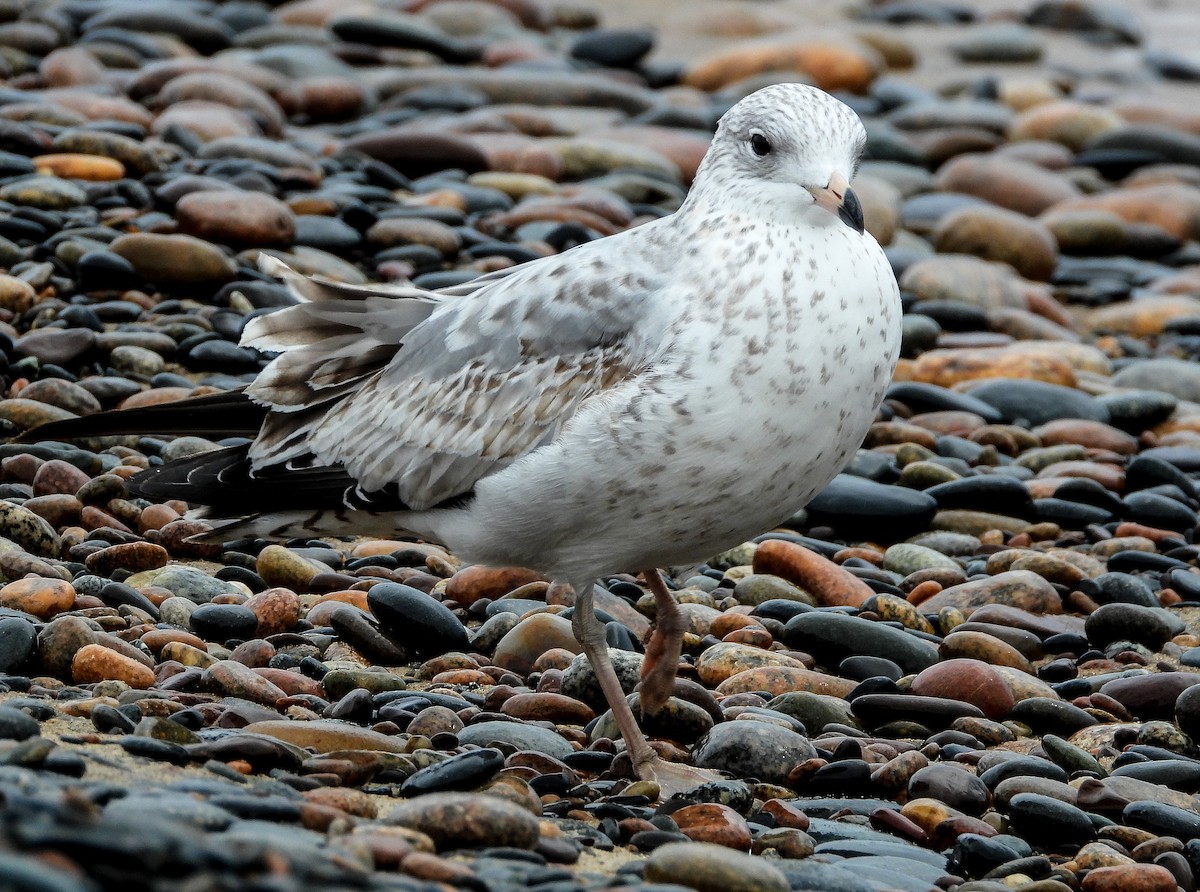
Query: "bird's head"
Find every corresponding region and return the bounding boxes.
[690,83,867,233]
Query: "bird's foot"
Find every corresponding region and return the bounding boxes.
[633,755,724,799]
[619,745,724,799]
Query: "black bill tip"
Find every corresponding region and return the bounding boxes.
[839,187,865,234]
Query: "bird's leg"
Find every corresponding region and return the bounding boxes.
[570,579,660,773]
[569,579,720,797]
[638,568,686,716]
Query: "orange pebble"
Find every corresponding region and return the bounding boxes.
[906,579,943,606]
[723,627,773,648]
[1114,521,1181,543]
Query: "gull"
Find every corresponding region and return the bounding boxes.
[30,83,901,794]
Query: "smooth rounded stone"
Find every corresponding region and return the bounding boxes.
[328,606,407,664]
[898,255,1026,310]
[254,544,326,592]
[561,648,643,709]
[645,841,788,892]
[690,721,816,785]
[751,539,875,608]
[469,611,518,652]
[83,540,169,576]
[455,720,573,761]
[188,604,259,643]
[900,314,940,357]
[293,215,361,250]
[804,474,937,540]
[399,747,504,796]
[0,501,60,557]
[949,832,1024,880]
[882,543,962,576]
[1097,391,1177,433]
[783,611,938,675]
[1082,864,1177,892]
[1009,698,1097,735]
[203,660,286,706]
[19,380,101,417]
[595,692,713,744]
[979,755,1070,790]
[0,578,74,620]
[671,802,753,850]
[71,643,156,688]
[0,617,35,671]
[939,630,1033,673]
[109,345,165,379]
[965,379,1107,424]
[910,660,1015,720]
[936,154,1078,218]
[492,612,581,676]
[694,642,810,687]
[952,22,1043,61]
[1123,490,1198,533]
[174,190,296,247]
[916,571,1061,617]
[501,692,595,725]
[994,777,1079,814]
[840,655,903,681]
[343,129,488,176]
[386,792,539,851]
[321,668,405,700]
[1173,685,1200,742]
[770,860,887,892]
[1085,603,1178,650]
[366,217,462,256]
[14,330,96,368]
[35,615,95,679]
[0,176,87,210]
[765,692,857,733]
[1007,792,1095,851]
[1111,759,1200,791]
[924,476,1033,518]
[852,693,985,732]
[570,27,655,67]
[246,719,408,755]
[932,205,1058,281]
[908,764,990,815]
[1123,801,1200,840]
[127,566,239,603]
[110,233,237,287]
[1112,358,1200,404]
[1102,673,1200,721]
[1087,295,1200,338]
[732,573,814,606]
[0,705,39,741]
[366,582,469,658]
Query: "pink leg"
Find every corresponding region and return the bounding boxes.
[567,578,720,797]
[638,569,686,716]
[569,579,659,771]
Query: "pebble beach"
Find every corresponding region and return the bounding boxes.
[7,1,1200,891]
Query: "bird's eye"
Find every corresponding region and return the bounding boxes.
[750,133,771,156]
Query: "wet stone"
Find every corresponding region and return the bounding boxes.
[189,604,260,643]
[386,792,540,851]
[645,840,788,892]
[367,582,469,657]
[399,747,504,796]
[690,721,816,785]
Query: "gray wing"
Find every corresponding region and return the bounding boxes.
[245,235,670,510]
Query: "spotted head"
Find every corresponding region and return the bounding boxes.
[687,83,868,233]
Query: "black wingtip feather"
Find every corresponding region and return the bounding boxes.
[14,390,267,444]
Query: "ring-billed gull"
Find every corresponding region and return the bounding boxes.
[28,83,901,794]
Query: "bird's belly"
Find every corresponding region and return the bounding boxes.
[448,239,901,578]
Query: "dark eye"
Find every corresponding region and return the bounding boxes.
[750,133,771,156]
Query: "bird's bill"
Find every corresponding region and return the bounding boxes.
[806,171,865,234]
